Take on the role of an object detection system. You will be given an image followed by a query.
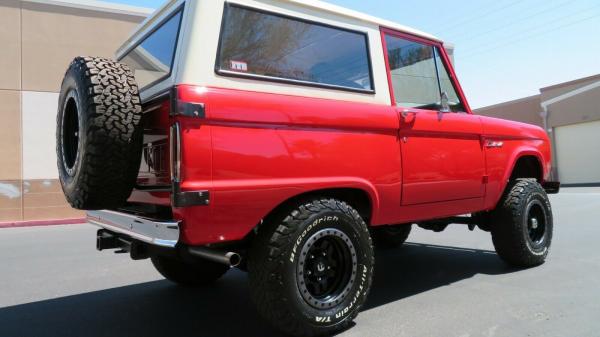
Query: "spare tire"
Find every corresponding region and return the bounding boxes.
[56,56,143,210]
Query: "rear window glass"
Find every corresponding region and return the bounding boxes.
[121,10,183,89]
[216,5,374,92]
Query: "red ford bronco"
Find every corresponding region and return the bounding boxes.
[56,0,559,335]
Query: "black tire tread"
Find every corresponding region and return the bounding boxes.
[491,179,552,267]
[151,255,229,286]
[372,224,412,249]
[57,56,143,210]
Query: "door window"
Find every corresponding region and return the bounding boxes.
[385,35,464,112]
[434,49,465,112]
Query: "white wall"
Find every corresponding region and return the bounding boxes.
[22,91,60,180]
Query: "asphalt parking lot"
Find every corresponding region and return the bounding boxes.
[0,188,599,337]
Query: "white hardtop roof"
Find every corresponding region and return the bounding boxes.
[289,0,440,41]
[117,0,441,55]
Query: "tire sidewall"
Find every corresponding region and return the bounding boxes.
[283,209,373,329]
[57,71,88,196]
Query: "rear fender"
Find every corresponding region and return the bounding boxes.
[176,177,381,245]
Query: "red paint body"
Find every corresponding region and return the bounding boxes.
[129,28,552,246]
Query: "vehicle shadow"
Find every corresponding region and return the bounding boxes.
[0,243,515,337]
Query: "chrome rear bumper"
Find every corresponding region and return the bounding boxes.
[87,210,180,248]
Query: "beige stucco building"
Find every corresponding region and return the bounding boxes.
[476,74,600,186]
[0,0,151,223]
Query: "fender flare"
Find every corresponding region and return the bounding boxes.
[493,149,545,206]
[256,177,381,225]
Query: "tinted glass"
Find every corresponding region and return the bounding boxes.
[217,5,374,91]
[121,11,183,89]
[385,35,439,108]
[434,49,464,112]
[385,35,463,111]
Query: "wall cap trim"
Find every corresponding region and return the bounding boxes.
[22,0,153,18]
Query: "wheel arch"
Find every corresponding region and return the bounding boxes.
[243,185,379,245]
[491,151,545,209]
[263,187,376,226]
[509,154,544,182]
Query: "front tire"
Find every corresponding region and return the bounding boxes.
[491,179,553,267]
[248,199,374,337]
[151,255,229,286]
[372,224,412,249]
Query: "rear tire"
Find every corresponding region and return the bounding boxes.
[151,255,229,286]
[248,198,374,337]
[491,179,553,267]
[56,56,143,210]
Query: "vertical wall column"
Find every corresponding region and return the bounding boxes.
[0,1,23,222]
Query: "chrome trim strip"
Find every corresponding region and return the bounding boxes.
[87,210,180,248]
[216,70,376,95]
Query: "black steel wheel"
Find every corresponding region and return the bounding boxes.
[526,200,547,247]
[248,198,374,337]
[297,228,357,309]
[60,91,81,176]
[491,179,553,267]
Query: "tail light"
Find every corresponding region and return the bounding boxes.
[169,86,208,183]
[168,85,211,207]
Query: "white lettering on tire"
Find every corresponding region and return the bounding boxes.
[289,216,339,263]
[313,264,369,324]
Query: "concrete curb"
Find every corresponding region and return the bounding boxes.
[0,218,86,229]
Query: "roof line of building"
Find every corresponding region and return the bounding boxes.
[540,73,600,92]
[475,94,541,111]
[542,80,600,109]
[22,0,154,17]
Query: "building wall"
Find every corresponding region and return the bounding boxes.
[476,94,543,128]
[0,0,149,222]
[540,74,600,103]
[545,83,600,128]
[554,120,600,184]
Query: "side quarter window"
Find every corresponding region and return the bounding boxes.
[384,34,464,112]
[120,10,184,90]
[216,4,375,93]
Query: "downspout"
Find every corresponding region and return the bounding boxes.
[540,105,558,181]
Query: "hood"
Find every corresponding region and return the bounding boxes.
[478,115,548,141]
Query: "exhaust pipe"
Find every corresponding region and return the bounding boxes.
[188,246,241,267]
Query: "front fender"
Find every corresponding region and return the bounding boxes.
[484,145,548,210]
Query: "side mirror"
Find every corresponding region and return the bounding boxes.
[440,91,451,113]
